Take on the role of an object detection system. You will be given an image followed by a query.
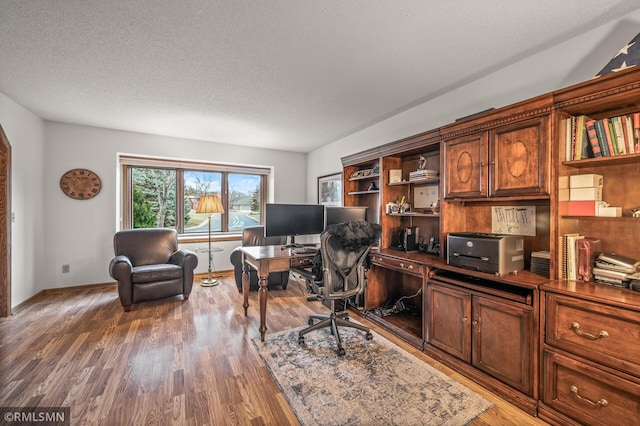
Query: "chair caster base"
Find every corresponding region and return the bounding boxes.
[337,347,345,356]
[365,332,373,341]
[298,336,305,344]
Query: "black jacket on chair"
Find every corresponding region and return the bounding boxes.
[229,226,289,291]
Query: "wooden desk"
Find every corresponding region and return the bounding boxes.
[240,245,316,341]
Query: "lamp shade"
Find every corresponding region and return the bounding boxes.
[196,195,224,214]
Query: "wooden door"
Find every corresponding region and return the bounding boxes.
[443,132,488,199]
[490,116,549,197]
[472,295,534,395]
[0,125,9,317]
[426,282,471,362]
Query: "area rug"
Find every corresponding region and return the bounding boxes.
[252,325,493,426]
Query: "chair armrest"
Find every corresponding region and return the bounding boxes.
[229,246,244,268]
[109,255,132,280]
[170,250,198,271]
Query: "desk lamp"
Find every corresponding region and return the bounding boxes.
[196,194,224,286]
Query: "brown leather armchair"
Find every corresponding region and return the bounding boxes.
[229,226,289,291]
[109,228,198,311]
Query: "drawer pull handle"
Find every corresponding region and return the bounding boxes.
[571,322,609,340]
[570,386,608,408]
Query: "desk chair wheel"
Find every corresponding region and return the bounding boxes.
[337,347,346,357]
[308,318,314,326]
[365,332,373,341]
[298,336,305,344]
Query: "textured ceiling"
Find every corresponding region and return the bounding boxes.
[1,1,639,153]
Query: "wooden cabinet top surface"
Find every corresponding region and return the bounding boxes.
[541,280,640,311]
[376,248,550,289]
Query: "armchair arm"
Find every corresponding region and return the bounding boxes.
[109,255,132,280]
[109,255,134,309]
[170,250,198,296]
[229,246,244,268]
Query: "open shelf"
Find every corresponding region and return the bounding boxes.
[562,153,640,168]
[388,212,439,217]
[347,190,379,195]
[348,173,380,182]
[388,178,439,186]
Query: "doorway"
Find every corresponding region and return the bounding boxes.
[0,124,10,317]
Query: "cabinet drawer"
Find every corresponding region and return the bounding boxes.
[545,293,640,377]
[543,349,640,426]
[370,254,424,277]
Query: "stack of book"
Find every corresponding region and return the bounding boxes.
[409,169,438,181]
[564,113,640,161]
[592,252,640,288]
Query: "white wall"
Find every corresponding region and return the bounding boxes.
[0,93,46,307]
[42,123,307,291]
[306,10,640,202]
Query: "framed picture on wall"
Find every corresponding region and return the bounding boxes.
[318,172,343,206]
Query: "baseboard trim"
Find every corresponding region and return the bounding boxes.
[10,273,233,314]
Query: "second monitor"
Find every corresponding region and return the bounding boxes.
[325,206,368,226]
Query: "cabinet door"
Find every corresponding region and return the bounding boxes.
[472,296,534,395]
[490,116,549,197]
[426,282,472,362]
[443,132,488,199]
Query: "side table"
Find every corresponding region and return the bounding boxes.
[196,246,224,286]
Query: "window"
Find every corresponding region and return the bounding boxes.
[121,156,268,236]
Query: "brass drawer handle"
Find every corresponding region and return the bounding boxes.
[570,386,608,407]
[571,322,609,340]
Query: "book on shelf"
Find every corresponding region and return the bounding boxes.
[624,114,635,154]
[576,237,602,282]
[594,120,611,156]
[603,118,617,156]
[561,233,583,280]
[612,116,627,155]
[635,112,640,153]
[574,115,590,160]
[585,119,602,158]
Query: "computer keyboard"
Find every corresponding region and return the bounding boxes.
[292,247,318,255]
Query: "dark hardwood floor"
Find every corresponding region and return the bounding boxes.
[0,273,548,425]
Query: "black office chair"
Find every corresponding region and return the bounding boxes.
[298,221,381,356]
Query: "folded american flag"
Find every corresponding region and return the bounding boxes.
[596,32,640,77]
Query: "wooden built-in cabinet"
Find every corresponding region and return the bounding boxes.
[539,282,640,426]
[339,66,640,421]
[426,269,538,415]
[441,97,552,201]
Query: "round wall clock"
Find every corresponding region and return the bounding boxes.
[60,168,102,200]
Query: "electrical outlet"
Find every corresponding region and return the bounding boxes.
[62,264,70,273]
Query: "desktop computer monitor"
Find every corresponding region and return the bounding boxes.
[265,203,325,247]
[325,206,368,226]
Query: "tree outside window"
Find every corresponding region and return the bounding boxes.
[126,163,265,235]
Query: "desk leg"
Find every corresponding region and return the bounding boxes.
[242,254,249,316]
[258,273,268,341]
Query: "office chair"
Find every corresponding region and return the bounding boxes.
[298,221,381,356]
